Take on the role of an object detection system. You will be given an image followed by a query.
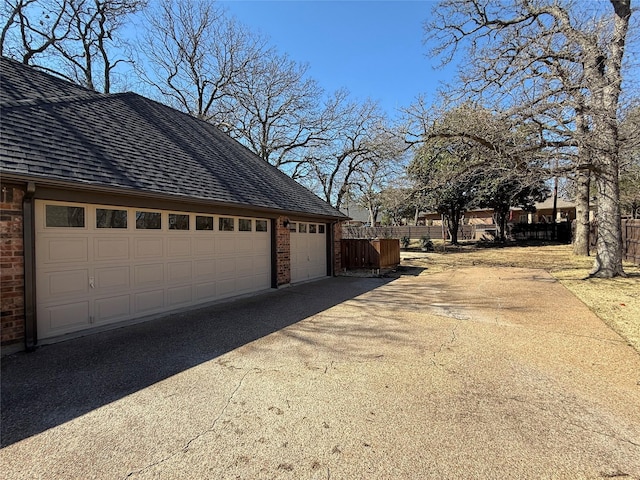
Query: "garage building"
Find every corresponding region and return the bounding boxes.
[0,57,346,353]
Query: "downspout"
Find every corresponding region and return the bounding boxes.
[23,182,37,351]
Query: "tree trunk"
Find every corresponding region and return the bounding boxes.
[573,168,591,256]
[447,207,462,245]
[493,209,508,241]
[587,0,629,277]
[590,153,625,277]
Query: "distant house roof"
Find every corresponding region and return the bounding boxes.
[419,197,577,218]
[0,57,345,220]
[339,205,370,223]
[530,197,576,210]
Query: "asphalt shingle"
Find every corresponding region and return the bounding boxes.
[0,57,344,219]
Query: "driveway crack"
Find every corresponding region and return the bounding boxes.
[122,369,252,479]
[432,322,459,368]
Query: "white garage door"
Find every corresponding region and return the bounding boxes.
[35,201,271,340]
[290,221,327,283]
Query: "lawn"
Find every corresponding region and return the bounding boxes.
[400,242,640,353]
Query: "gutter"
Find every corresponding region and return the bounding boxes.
[23,182,37,351]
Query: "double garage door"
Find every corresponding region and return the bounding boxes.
[35,201,272,340]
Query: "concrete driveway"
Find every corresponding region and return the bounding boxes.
[2,266,640,479]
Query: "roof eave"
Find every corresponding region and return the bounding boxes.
[0,171,348,221]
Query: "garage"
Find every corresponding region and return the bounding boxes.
[1,57,346,351]
[35,201,271,339]
[290,221,328,283]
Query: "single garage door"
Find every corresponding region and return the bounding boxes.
[35,201,271,340]
[290,221,327,283]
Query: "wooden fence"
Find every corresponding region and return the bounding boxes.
[623,219,640,265]
[511,222,572,243]
[589,219,640,265]
[342,225,475,241]
[341,239,400,270]
[345,222,572,243]
[342,220,640,265]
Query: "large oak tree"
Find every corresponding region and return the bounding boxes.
[425,0,634,277]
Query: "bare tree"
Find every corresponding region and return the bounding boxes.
[223,51,340,177]
[304,98,404,209]
[378,186,418,226]
[59,0,144,92]
[1,0,143,92]
[425,0,634,277]
[351,147,408,226]
[1,0,71,64]
[138,0,267,124]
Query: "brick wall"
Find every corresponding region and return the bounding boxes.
[276,216,291,286]
[1,183,25,348]
[333,222,342,273]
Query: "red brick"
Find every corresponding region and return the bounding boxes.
[1,182,26,347]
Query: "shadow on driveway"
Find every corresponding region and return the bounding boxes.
[1,274,409,447]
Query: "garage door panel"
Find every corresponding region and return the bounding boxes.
[195,259,215,278]
[167,261,192,283]
[217,278,237,297]
[134,263,164,286]
[41,237,88,264]
[194,238,215,256]
[40,301,90,334]
[95,295,130,323]
[251,273,270,290]
[168,285,192,306]
[39,269,89,298]
[216,237,236,255]
[254,236,269,253]
[237,237,254,254]
[95,266,130,290]
[167,237,191,256]
[236,276,255,292]
[216,258,236,278]
[236,257,253,277]
[94,237,129,261]
[135,289,164,313]
[195,282,216,301]
[134,237,163,258]
[254,255,269,273]
[311,265,325,278]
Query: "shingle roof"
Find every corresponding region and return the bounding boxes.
[0,57,345,219]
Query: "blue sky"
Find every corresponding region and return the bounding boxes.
[219,1,454,118]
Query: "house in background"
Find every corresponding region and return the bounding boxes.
[415,197,577,240]
[418,197,577,227]
[512,197,577,224]
[339,205,372,226]
[0,57,346,353]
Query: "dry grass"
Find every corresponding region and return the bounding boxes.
[401,242,640,352]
